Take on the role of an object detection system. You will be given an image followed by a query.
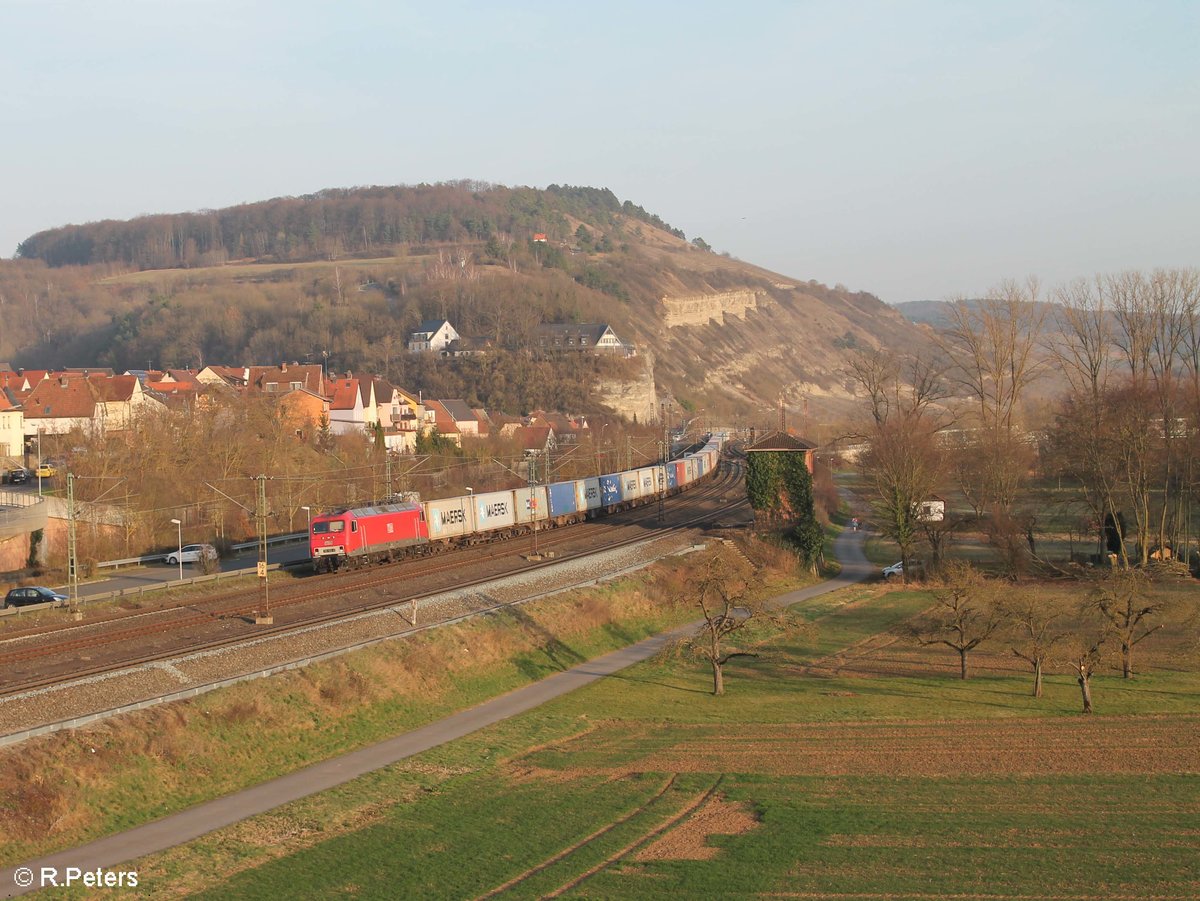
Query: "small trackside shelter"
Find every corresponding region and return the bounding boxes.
[745,430,817,473]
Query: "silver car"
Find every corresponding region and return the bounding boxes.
[166,544,218,565]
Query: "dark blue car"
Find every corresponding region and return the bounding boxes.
[4,586,68,608]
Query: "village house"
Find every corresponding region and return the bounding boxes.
[247,363,328,396]
[328,376,377,436]
[440,336,495,358]
[529,411,586,445]
[471,408,492,437]
[407,320,460,354]
[364,378,425,453]
[277,387,331,437]
[535,323,626,354]
[436,399,480,438]
[0,393,24,462]
[422,400,461,447]
[516,425,556,458]
[20,374,164,436]
[195,365,250,388]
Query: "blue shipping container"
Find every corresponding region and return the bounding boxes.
[600,474,623,506]
[666,466,677,489]
[547,481,578,518]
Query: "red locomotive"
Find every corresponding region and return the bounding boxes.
[310,501,429,572]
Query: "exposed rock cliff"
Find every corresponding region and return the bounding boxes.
[594,351,660,423]
[662,290,762,327]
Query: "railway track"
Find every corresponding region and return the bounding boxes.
[0,463,747,698]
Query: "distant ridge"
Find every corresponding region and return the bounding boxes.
[1,181,931,421]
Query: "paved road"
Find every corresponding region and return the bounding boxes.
[68,543,312,601]
[0,527,873,897]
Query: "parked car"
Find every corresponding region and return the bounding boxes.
[5,468,29,484]
[882,561,904,579]
[34,463,58,478]
[166,544,219,566]
[4,586,68,608]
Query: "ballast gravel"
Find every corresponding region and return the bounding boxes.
[0,533,705,741]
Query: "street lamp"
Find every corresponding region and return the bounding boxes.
[301,505,312,533]
[36,427,43,498]
[170,518,182,581]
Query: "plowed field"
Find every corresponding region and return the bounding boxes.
[523,715,1200,777]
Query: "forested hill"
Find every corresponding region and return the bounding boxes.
[2,182,926,421]
[15,183,685,270]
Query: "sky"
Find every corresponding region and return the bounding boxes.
[2,0,1197,304]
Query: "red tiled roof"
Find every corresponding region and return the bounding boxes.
[518,426,553,451]
[90,374,139,402]
[424,400,459,433]
[23,379,98,419]
[746,431,817,452]
[248,364,326,394]
[147,380,198,394]
[329,379,361,411]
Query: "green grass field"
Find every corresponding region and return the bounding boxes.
[126,574,1200,900]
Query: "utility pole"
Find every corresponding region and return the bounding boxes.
[626,435,632,471]
[529,452,539,558]
[659,402,669,523]
[66,472,80,618]
[385,453,393,500]
[255,474,272,625]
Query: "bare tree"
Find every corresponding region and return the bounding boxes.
[921,511,961,576]
[671,547,778,696]
[940,280,1047,515]
[1001,596,1066,698]
[1089,569,1163,679]
[913,562,1005,679]
[850,350,949,581]
[1052,276,1114,402]
[1061,631,1106,714]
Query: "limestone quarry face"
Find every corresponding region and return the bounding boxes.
[645,281,931,420]
[594,350,660,423]
[661,290,762,327]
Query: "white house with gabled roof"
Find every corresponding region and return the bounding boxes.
[407,320,460,354]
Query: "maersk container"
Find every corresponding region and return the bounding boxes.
[599,474,622,506]
[620,469,641,500]
[576,477,602,512]
[547,481,578,519]
[637,467,657,497]
[473,490,518,533]
[424,496,476,539]
[512,486,549,524]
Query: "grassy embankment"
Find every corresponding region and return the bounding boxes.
[0,537,815,869]
[122,573,1200,899]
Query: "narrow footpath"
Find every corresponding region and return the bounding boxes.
[1,527,873,897]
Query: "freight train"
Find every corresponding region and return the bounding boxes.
[308,435,723,572]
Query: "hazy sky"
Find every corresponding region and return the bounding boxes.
[2,1,1196,303]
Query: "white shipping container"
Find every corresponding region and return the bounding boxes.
[424,496,476,539]
[473,490,518,532]
[637,467,656,497]
[620,469,641,500]
[575,477,602,511]
[512,486,549,524]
